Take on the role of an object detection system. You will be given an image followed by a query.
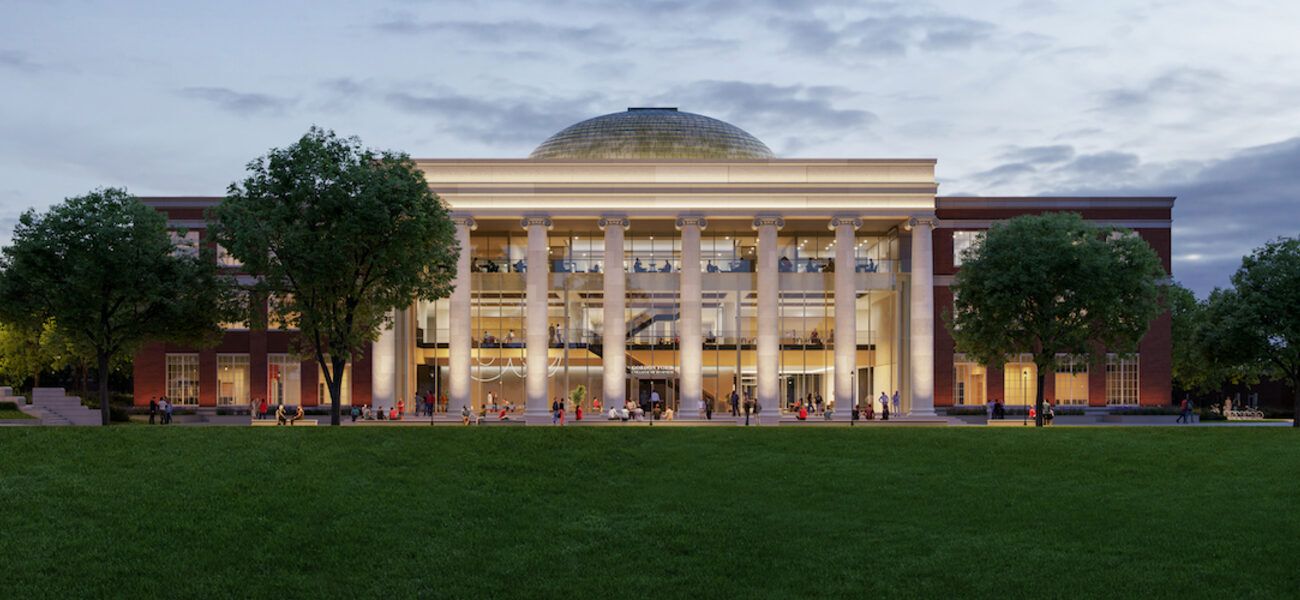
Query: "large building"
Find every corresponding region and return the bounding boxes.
[134,108,1173,421]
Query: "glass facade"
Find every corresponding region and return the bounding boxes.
[268,354,301,407]
[418,222,904,416]
[216,354,250,406]
[1003,354,1037,406]
[1106,354,1139,405]
[166,354,200,405]
[1054,355,1089,405]
[953,354,986,406]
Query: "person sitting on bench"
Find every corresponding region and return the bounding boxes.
[288,405,304,425]
[275,404,287,425]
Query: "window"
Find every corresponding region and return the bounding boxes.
[267,294,299,330]
[1106,354,1139,405]
[216,244,242,268]
[220,290,249,330]
[170,230,200,258]
[317,360,352,406]
[166,354,200,405]
[217,355,250,406]
[952,231,980,267]
[1054,355,1088,405]
[953,354,986,405]
[1003,354,1037,406]
[268,355,301,407]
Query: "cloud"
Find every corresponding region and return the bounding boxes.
[0,50,41,73]
[375,17,626,53]
[1060,151,1139,176]
[385,89,605,147]
[1095,67,1224,112]
[773,12,998,57]
[177,87,295,116]
[653,80,877,133]
[998,144,1075,164]
[1058,137,1300,297]
[970,162,1037,186]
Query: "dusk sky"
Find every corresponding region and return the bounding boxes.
[3,0,1297,297]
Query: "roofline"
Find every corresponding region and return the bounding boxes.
[414,158,938,165]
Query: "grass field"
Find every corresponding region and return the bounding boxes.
[1,428,1296,599]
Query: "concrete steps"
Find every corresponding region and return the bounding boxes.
[31,388,102,426]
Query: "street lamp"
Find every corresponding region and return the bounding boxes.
[1021,367,1028,426]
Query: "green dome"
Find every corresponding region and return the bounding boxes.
[529,108,775,160]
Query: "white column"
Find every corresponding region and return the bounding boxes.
[448,216,475,416]
[677,217,706,418]
[523,216,552,422]
[754,216,783,423]
[371,309,397,411]
[599,217,629,414]
[908,216,937,417]
[831,217,861,416]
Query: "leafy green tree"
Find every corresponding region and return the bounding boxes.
[946,212,1166,426]
[0,188,230,425]
[209,127,459,426]
[1198,237,1300,426]
[0,320,57,389]
[1169,281,1262,399]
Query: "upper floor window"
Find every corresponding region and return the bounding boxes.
[170,230,200,258]
[952,231,980,267]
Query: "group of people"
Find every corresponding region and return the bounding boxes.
[412,390,447,416]
[147,397,175,424]
[793,392,827,420]
[632,258,675,273]
[272,404,306,425]
[1176,396,1196,423]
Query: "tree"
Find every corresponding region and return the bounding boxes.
[946,212,1166,426]
[1198,237,1300,427]
[209,127,459,426]
[1169,281,1262,398]
[0,188,229,425]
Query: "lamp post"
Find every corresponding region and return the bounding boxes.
[1021,367,1027,427]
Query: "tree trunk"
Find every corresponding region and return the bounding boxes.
[326,355,347,426]
[1035,370,1045,427]
[98,351,111,426]
[1292,376,1299,428]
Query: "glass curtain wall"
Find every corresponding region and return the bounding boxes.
[778,233,833,413]
[468,232,526,413]
[549,231,604,413]
[625,231,680,415]
[702,231,757,414]
[857,231,899,412]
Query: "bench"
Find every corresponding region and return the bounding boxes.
[250,418,318,426]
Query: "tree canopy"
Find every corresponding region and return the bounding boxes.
[946,212,1167,425]
[208,127,459,425]
[0,188,229,424]
[1196,237,1300,426]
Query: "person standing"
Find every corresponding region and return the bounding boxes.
[551,397,560,425]
[705,399,713,420]
[878,391,888,417]
[815,392,824,415]
[148,397,158,425]
[397,399,405,420]
[1187,398,1196,423]
[1177,396,1189,424]
[650,389,661,420]
[258,398,268,421]
[743,396,752,426]
[730,389,740,417]
[892,390,901,416]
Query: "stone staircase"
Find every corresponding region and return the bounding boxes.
[30,388,102,426]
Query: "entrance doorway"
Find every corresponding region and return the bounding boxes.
[632,377,677,416]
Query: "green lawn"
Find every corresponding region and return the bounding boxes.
[0,428,1296,599]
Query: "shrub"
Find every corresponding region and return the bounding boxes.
[109,406,131,422]
[0,401,18,411]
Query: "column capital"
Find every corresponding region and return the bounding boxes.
[597,216,630,230]
[521,216,553,229]
[752,216,785,230]
[906,215,940,230]
[828,216,862,231]
[450,215,477,230]
[675,216,708,230]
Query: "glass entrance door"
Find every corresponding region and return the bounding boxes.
[634,377,677,417]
